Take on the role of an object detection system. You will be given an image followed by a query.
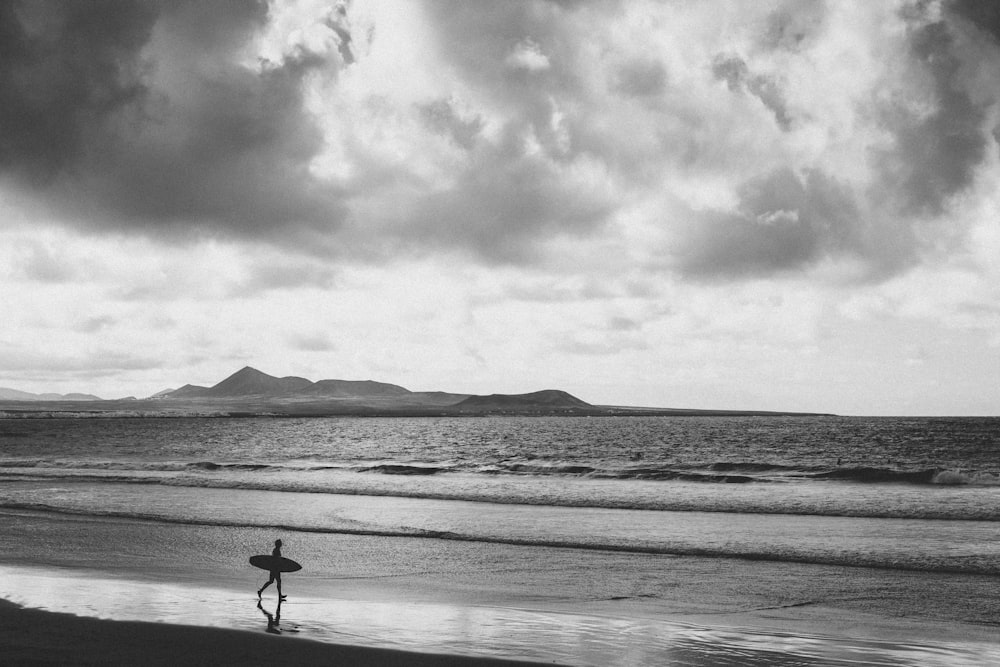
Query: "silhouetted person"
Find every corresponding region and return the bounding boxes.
[257,539,286,600]
[258,597,282,634]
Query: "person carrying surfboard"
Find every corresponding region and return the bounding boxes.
[257,539,287,600]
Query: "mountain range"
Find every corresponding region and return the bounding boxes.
[163,367,416,400]
[151,366,588,414]
[0,367,831,417]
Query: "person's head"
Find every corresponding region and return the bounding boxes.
[275,539,282,547]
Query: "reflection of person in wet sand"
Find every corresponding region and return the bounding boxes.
[257,538,287,600]
[257,598,282,634]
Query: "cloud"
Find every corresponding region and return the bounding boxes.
[75,315,116,334]
[289,332,336,351]
[0,0,345,245]
[228,259,338,297]
[610,59,667,99]
[418,98,484,151]
[662,1,1000,281]
[873,10,989,218]
[2,0,999,285]
[951,0,1000,42]
[557,333,649,357]
[404,125,615,262]
[17,241,78,283]
[608,316,640,332]
[758,0,827,52]
[0,1,155,181]
[0,344,160,376]
[506,39,551,72]
[711,54,793,130]
[497,277,612,304]
[675,168,861,279]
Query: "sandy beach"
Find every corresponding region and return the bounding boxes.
[2,511,1000,666]
[3,560,999,666]
[0,599,546,667]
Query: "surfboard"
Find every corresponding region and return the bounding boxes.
[249,554,302,573]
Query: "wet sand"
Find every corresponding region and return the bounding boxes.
[0,599,544,666]
[2,507,1000,664]
[3,567,999,666]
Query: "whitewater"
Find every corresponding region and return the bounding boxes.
[2,415,1000,568]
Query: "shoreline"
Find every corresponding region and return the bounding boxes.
[2,560,999,666]
[5,590,999,667]
[0,599,545,667]
[3,487,999,664]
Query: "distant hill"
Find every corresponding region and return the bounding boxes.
[202,367,312,397]
[0,367,833,417]
[166,384,212,398]
[0,387,102,401]
[159,367,421,401]
[151,367,595,414]
[454,390,592,412]
[61,393,103,401]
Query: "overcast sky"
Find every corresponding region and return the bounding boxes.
[1,0,999,415]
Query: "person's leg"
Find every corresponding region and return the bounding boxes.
[277,573,284,598]
[258,574,275,597]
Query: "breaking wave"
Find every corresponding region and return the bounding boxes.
[2,457,999,488]
[2,463,999,521]
[1,499,996,576]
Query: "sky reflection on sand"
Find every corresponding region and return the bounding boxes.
[2,565,997,667]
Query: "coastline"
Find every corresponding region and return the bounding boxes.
[4,567,999,667]
[0,599,545,667]
[3,545,1000,666]
[0,396,836,418]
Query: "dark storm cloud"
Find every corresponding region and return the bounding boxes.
[950,0,1000,41]
[873,13,987,218]
[71,44,343,240]
[422,0,563,78]
[0,0,344,244]
[404,1,617,262]
[759,0,826,52]
[712,55,793,131]
[677,169,861,279]
[419,1,583,151]
[0,1,155,181]
[327,3,355,65]
[407,124,613,263]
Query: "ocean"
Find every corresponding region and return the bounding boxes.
[1,415,999,664]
